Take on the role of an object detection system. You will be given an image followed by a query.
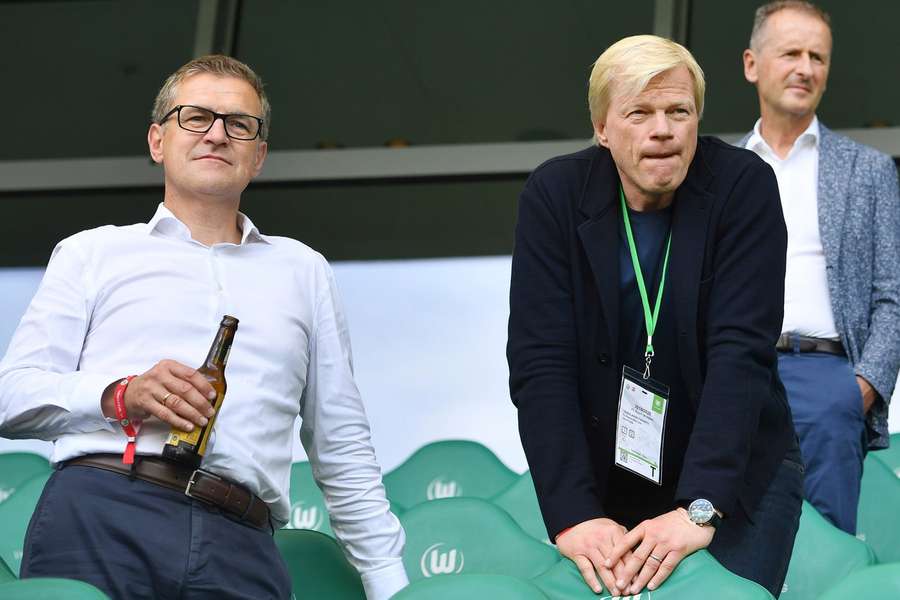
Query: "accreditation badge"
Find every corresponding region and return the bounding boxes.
[614,365,670,485]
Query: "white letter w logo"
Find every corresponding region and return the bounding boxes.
[420,543,465,577]
[426,478,462,500]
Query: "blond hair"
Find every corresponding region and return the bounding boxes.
[151,55,271,140]
[588,35,705,128]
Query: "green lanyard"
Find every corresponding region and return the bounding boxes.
[620,186,672,379]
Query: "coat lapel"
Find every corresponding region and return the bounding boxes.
[817,125,853,270]
[669,145,715,390]
[576,148,620,351]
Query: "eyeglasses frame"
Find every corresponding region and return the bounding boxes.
[158,104,265,141]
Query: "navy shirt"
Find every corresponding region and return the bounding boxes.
[605,203,694,527]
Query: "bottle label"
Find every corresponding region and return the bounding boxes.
[166,427,201,447]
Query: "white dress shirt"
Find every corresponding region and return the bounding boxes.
[0,203,408,599]
[746,116,840,340]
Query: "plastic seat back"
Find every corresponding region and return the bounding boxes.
[284,461,334,536]
[0,558,16,583]
[274,528,365,599]
[0,577,110,599]
[0,453,50,506]
[818,563,900,600]
[535,550,773,599]
[0,472,51,575]
[781,501,874,599]
[869,432,900,479]
[400,497,559,583]
[384,440,518,510]
[393,573,549,599]
[857,455,900,563]
[490,471,551,545]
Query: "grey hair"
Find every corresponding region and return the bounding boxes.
[151,54,271,141]
[749,1,831,51]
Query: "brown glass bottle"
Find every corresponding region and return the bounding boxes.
[162,315,238,468]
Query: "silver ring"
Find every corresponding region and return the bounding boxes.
[161,392,173,406]
[649,554,663,563]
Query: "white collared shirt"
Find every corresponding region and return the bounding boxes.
[746,116,839,340]
[0,204,408,598]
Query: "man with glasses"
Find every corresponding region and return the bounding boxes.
[0,55,408,599]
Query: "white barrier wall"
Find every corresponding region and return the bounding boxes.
[3,258,899,470]
[0,258,527,473]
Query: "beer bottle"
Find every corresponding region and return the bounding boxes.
[162,315,238,468]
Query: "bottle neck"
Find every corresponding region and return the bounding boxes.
[204,324,235,369]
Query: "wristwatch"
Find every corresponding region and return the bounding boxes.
[683,499,722,528]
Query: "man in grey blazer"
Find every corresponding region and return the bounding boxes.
[739,0,900,534]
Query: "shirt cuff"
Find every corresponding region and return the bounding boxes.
[66,372,120,431]
[360,561,409,600]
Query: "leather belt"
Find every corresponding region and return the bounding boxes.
[776,333,846,357]
[64,454,270,530]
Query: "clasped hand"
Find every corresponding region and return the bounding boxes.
[558,510,714,596]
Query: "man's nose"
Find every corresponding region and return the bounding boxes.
[794,53,813,78]
[203,117,230,144]
[650,112,673,138]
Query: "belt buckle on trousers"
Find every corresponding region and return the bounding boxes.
[185,468,217,499]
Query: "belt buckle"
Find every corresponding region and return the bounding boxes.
[184,468,222,498]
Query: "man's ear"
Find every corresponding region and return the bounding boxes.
[148,123,164,164]
[251,141,268,178]
[743,49,759,84]
[593,120,609,148]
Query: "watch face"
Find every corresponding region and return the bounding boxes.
[688,499,715,524]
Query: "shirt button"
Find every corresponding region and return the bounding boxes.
[591,415,601,428]
[597,353,609,365]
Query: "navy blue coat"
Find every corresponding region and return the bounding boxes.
[507,136,796,538]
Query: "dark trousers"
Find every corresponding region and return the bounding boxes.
[20,465,292,600]
[707,442,804,598]
[778,351,866,534]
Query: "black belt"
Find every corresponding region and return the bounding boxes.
[63,454,270,530]
[776,333,846,356]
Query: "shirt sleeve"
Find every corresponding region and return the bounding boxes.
[298,260,409,600]
[0,238,117,440]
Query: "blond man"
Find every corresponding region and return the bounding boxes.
[0,56,408,599]
[508,35,801,597]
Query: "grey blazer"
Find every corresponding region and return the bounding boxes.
[739,123,900,449]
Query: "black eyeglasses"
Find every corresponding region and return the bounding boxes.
[159,105,264,141]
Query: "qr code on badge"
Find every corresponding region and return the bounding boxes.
[619,449,628,463]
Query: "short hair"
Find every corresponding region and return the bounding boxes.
[749,1,831,52]
[588,35,705,128]
[151,54,271,141]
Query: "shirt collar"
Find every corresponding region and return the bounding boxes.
[747,115,820,158]
[146,203,270,246]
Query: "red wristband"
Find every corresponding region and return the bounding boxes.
[113,376,139,464]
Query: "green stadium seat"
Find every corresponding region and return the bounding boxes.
[383,440,519,510]
[399,497,560,583]
[818,563,900,600]
[0,557,16,583]
[0,472,50,575]
[0,577,110,599]
[274,528,365,599]
[780,501,874,599]
[284,461,334,536]
[0,453,50,506]
[869,432,900,479]
[392,573,550,599]
[534,550,773,599]
[490,471,551,545]
[857,454,900,563]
